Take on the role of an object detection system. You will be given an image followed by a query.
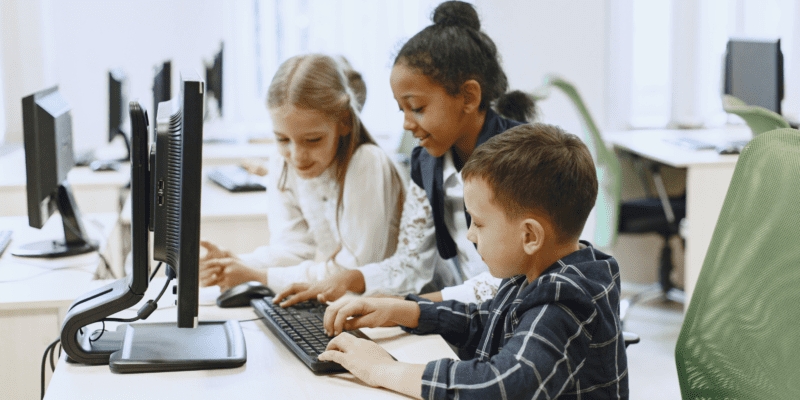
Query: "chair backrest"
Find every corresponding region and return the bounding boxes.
[721,94,790,135]
[675,128,800,399]
[532,74,621,251]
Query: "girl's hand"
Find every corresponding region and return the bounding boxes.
[200,257,265,292]
[199,240,235,263]
[272,269,366,307]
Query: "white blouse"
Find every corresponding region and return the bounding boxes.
[359,151,501,304]
[238,144,404,293]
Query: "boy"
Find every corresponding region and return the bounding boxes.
[318,123,629,399]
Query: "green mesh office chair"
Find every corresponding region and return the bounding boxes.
[721,94,790,135]
[531,75,621,252]
[675,128,800,399]
[532,74,685,323]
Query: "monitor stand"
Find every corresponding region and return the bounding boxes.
[12,182,97,257]
[108,321,246,373]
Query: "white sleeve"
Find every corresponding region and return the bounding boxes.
[238,157,316,269]
[440,271,502,303]
[266,145,405,291]
[360,181,451,296]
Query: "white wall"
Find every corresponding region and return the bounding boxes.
[475,0,609,135]
[1,0,224,150]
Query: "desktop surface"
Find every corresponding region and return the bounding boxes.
[44,280,458,400]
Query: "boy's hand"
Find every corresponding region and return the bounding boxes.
[323,298,420,336]
[318,333,396,387]
[319,333,426,399]
[273,269,366,307]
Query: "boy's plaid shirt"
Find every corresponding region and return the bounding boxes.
[404,242,629,400]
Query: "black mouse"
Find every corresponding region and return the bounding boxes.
[217,281,274,308]
[717,145,740,155]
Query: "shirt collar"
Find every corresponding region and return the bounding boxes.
[442,149,460,185]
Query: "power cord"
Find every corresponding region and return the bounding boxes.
[61,216,116,279]
[41,338,61,399]
[41,263,169,398]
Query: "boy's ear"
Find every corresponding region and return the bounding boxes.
[521,217,545,255]
[460,79,482,114]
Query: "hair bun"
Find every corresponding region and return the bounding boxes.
[432,1,480,30]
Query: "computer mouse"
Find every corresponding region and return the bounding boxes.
[717,145,740,155]
[216,281,274,308]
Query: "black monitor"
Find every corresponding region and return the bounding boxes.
[152,60,171,125]
[724,38,784,114]
[14,86,96,257]
[108,68,132,161]
[59,71,245,373]
[205,43,223,117]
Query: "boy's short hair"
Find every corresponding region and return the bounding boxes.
[462,123,598,242]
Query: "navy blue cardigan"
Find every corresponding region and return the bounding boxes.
[410,109,523,260]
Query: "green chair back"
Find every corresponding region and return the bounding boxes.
[532,74,622,251]
[721,94,790,135]
[675,128,800,399]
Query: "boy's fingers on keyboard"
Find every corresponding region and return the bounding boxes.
[333,300,373,336]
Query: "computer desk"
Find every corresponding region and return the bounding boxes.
[43,278,458,400]
[0,212,120,400]
[605,125,751,310]
[120,166,269,256]
[0,146,130,217]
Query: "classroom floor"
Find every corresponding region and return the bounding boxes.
[621,282,684,400]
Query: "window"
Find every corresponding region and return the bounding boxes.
[225,0,444,148]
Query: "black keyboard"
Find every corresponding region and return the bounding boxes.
[666,137,717,150]
[207,166,266,193]
[251,297,372,373]
[0,230,11,257]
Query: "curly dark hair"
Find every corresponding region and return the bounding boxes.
[394,1,535,122]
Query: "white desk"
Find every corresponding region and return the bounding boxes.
[0,213,120,400]
[202,142,274,167]
[121,167,269,255]
[605,126,751,309]
[44,280,458,400]
[0,146,130,216]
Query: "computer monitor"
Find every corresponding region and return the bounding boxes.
[108,69,131,158]
[205,43,223,117]
[152,60,171,125]
[59,71,245,372]
[150,73,204,328]
[14,86,96,257]
[724,38,783,114]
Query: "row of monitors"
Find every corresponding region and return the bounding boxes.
[106,44,223,160]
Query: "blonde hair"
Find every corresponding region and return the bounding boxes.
[267,54,403,260]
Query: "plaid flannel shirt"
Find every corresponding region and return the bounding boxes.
[403,241,629,399]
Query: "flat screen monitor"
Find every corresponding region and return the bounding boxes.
[724,38,783,114]
[205,43,223,117]
[59,72,245,372]
[108,68,131,160]
[152,60,172,126]
[150,71,204,327]
[15,86,96,257]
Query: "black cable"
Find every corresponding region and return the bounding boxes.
[61,216,116,279]
[41,338,60,400]
[149,261,163,281]
[238,316,266,323]
[103,273,172,323]
[88,320,106,343]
